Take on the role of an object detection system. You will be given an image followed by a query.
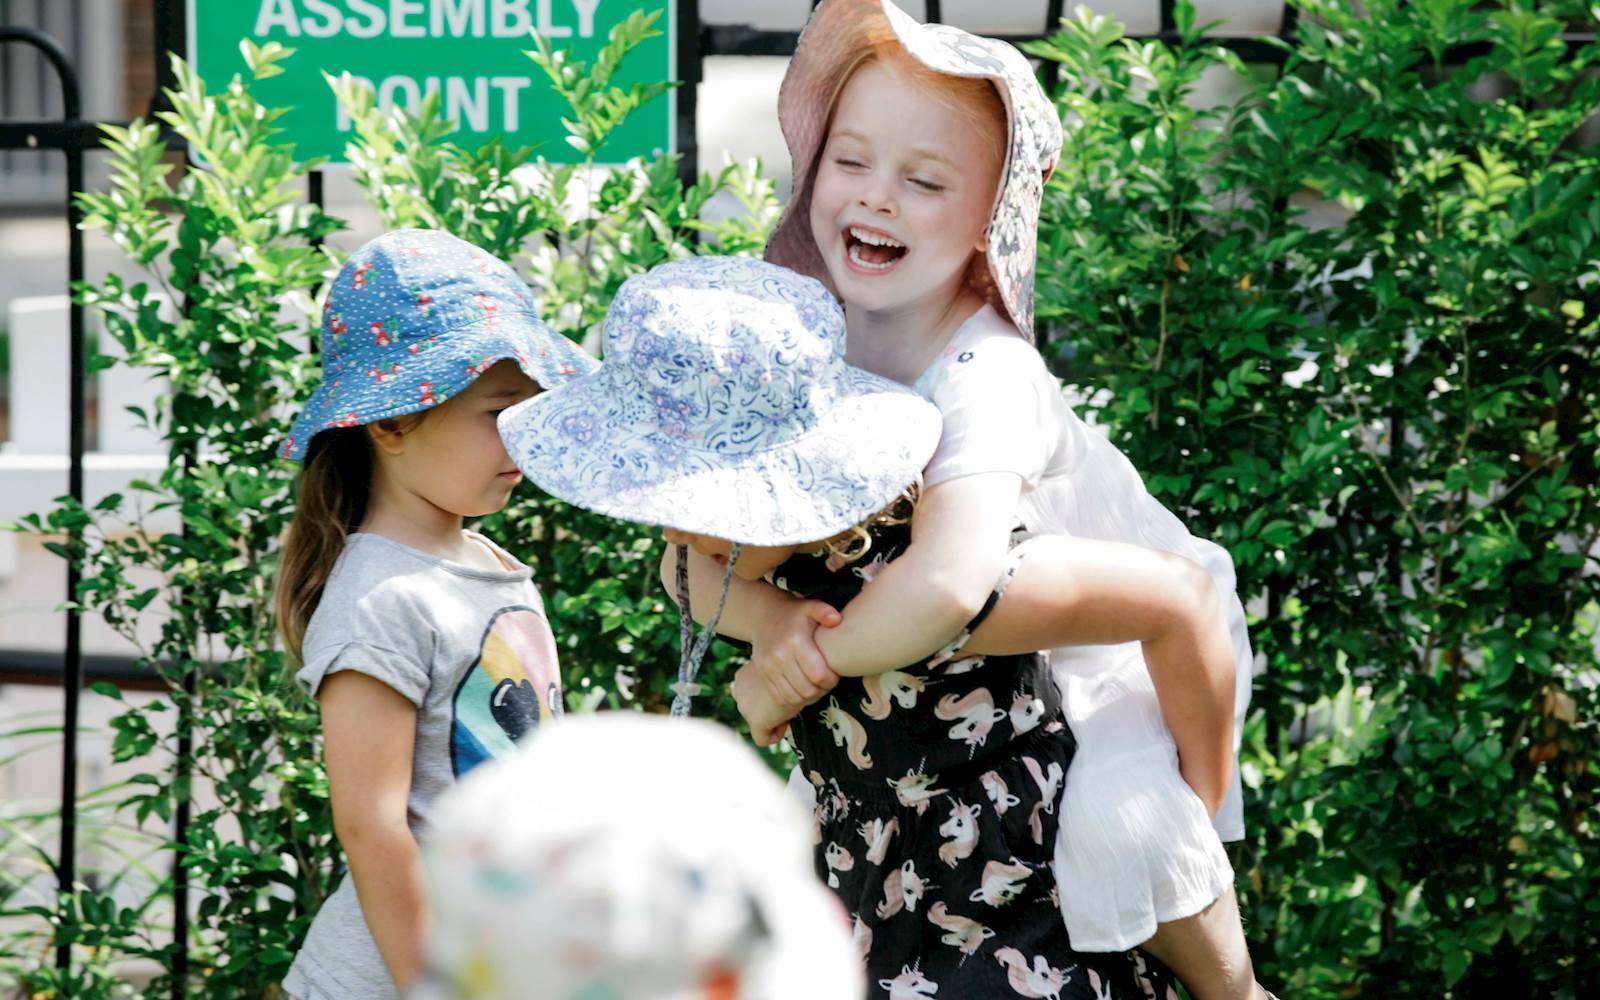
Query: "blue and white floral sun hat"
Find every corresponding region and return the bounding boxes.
[413,713,865,1000]
[281,228,597,461]
[501,256,941,716]
[498,255,941,547]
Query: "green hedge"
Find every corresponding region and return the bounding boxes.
[2,2,1596,996]
[1029,1,1599,993]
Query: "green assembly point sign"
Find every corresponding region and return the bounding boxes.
[188,1,675,164]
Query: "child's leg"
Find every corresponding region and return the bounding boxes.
[1139,888,1269,1000]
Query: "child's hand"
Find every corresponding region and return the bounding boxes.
[748,598,843,712]
[732,662,793,747]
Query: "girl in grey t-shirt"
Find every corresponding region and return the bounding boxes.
[274,230,597,999]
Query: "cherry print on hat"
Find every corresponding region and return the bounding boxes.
[282,228,597,462]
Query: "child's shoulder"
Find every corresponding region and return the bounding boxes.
[330,531,529,584]
[297,537,448,702]
[306,534,479,642]
[321,532,538,617]
[917,306,1051,399]
[324,532,441,594]
[957,303,1037,350]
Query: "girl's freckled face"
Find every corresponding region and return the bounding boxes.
[807,61,1002,315]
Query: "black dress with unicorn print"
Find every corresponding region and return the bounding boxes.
[772,521,1177,1000]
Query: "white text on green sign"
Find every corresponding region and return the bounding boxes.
[190,1,675,163]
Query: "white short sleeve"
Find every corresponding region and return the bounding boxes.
[919,323,1055,489]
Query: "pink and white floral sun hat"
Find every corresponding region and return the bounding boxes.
[412,713,864,1000]
[765,0,1064,342]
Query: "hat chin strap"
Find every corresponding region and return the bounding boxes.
[671,542,743,717]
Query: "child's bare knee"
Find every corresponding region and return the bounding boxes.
[1142,900,1258,1000]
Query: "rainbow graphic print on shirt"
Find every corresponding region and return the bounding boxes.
[450,606,563,777]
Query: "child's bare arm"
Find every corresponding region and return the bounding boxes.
[660,545,841,712]
[961,534,1236,816]
[318,671,428,990]
[659,471,1019,719]
[812,472,1022,677]
[659,544,786,642]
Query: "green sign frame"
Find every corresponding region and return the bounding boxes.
[187,0,676,164]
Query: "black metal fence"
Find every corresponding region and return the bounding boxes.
[0,0,1301,991]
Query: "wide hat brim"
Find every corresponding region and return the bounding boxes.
[765,0,1062,342]
[499,362,941,547]
[282,311,597,461]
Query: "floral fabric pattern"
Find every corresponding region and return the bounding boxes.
[499,256,943,547]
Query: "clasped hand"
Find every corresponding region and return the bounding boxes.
[731,597,841,746]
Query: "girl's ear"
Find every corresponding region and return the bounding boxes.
[367,419,409,456]
[974,226,990,254]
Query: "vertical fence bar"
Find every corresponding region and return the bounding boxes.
[675,0,701,193]
[147,4,190,990]
[925,1,942,22]
[171,660,192,998]
[60,78,87,986]
[1279,4,1301,43]
[308,169,325,355]
[0,25,92,977]
[1160,0,1177,35]
[151,0,179,115]
[172,286,194,1000]
[308,170,324,225]
[0,21,87,981]
[1040,0,1066,92]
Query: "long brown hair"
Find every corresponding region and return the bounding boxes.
[274,427,374,662]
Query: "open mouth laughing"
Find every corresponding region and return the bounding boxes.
[844,224,907,273]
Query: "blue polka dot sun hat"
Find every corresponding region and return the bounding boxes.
[281,228,598,461]
[497,255,942,548]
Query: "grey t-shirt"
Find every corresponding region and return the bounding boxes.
[283,531,562,1000]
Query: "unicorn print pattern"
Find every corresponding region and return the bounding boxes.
[771,519,1176,998]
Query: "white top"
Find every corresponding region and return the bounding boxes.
[913,305,1252,842]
